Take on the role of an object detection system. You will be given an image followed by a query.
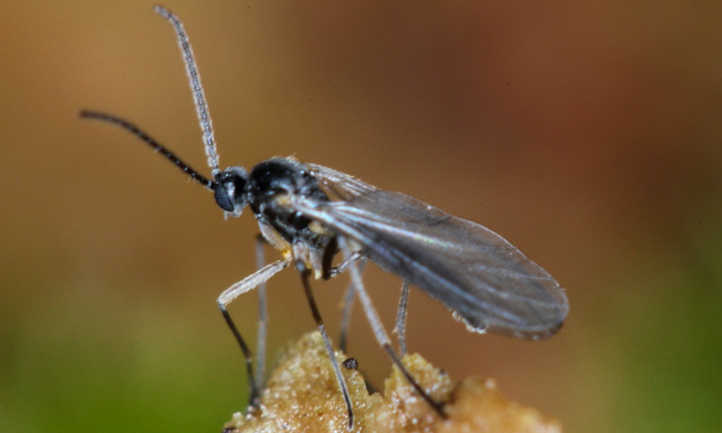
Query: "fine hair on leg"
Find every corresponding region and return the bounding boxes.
[217,258,290,406]
[393,280,410,356]
[338,259,366,353]
[338,236,447,418]
[254,236,268,390]
[326,250,363,279]
[298,266,355,430]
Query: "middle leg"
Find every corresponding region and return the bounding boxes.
[298,264,355,430]
[338,237,447,418]
[338,259,366,353]
[393,280,410,356]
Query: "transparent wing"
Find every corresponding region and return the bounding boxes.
[299,166,568,339]
[308,163,378,200]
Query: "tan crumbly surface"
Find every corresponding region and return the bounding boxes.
[223,331,562,433]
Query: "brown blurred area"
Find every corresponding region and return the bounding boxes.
[2,1,721,433]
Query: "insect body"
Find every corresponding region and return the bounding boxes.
[81,5,568,431]
[242,158,335,272]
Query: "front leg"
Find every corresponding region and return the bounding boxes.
[217,258,290,407]
[254,234,268,391]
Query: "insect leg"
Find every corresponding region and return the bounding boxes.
[393,280,410,356]
[338,259,366,353]
[298,267,355,430]
[254,235,268,390]
[339,281,355,353]
[338,237,447,418]
[217,258,290,406]
[326,250,363,279]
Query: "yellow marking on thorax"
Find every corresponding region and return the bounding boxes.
[308,220,329,236]
[274,194,292,208]
[259,195,327,280]
[259,221,291,253]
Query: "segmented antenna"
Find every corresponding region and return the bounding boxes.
[154,5,221,177]
[79,110,216,191]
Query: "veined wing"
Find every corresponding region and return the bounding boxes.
[298,168,568,339]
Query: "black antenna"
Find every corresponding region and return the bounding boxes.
[80,110,216,191]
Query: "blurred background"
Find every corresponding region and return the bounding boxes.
[2,1,721,432]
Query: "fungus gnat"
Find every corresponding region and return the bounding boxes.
[81,5,568,430]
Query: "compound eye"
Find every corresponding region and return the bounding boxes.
[213,167,248,214]
[214,183,235,212]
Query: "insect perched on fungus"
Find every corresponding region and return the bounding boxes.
[81,5,568,430]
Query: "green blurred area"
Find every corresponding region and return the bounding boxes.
[612,224,722,433]
[1,309,242,433]
[1,1,721,432]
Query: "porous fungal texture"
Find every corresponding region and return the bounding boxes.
[223,331,562,433]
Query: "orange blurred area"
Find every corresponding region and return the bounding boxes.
[1,1,721,433]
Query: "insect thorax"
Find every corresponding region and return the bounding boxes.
[248,158,334,253]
